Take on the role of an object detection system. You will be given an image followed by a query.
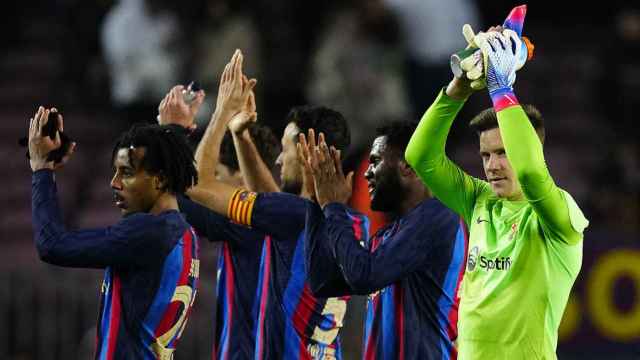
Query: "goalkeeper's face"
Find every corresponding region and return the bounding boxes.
[479,128,523,200]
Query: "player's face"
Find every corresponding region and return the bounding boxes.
[275,122,303,195]
[364,136,403,211]
[215,163,244,187]
[110,147,163,216]
[479,128,523,200]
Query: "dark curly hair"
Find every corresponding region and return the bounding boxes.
[286,105,351,152]
[375,120,419,158]
[111,124,198,194]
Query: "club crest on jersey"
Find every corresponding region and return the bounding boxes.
[509,222,519,240]
[367,287,389,301]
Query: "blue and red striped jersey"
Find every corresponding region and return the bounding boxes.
[305,198,468,360]
[32,170,200,360]
[178,196,266,360]
[226,190,367,360]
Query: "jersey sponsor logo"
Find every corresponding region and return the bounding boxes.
[467,246,512,271]
[479,256,512,271]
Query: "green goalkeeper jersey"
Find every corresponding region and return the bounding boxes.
[405,90,589,359]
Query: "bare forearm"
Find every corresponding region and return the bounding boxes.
[186,183,235,218]
[194,109,232,187]
[232,130,280,192]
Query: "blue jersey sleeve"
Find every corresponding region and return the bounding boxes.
[323,200,456,295]
[249,192,308,240]
[304,201,369,297]
[178,195,239,242]
[32,170,177,268]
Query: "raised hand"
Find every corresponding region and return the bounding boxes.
[215,50,257,126]
[228,76,258,135]
[456,5,532,94]
[296,130,317,201]
[158,84,205,130]
[474,30,523,93]
[297,129,353,207]
[28,106,76,172]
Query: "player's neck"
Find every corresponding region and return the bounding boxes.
[150,192,179,215]
[397,185,432,217]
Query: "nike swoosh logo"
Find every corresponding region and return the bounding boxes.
[477,217,489,224]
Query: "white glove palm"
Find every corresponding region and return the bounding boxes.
[457,24,487,90]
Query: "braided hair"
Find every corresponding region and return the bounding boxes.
[111,124,198,194]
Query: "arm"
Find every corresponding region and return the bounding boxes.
[158,50,256,190]
[230,125,280,192]
[177,195,239,241]
[194,108,230,187]
[404,78,487,223]
[322,202,444,295]
[32,170,171,268]
[473,27,587,244]
[194,50,255,188]
[497,107,587,244]
[304,200,366,297]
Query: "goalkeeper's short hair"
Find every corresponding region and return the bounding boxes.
[469,104,545,143]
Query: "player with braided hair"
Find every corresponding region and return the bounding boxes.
[29,108,200,359]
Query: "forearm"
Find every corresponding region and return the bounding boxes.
[496,106,583,241]
[324,204,391,295]
[405,89,464,168]
[32,170,67,262]
[497,106,552,198]
[194,110,230,187]
[304,201,353,297]
[31,171,121,268]
[404,90,477,221]
[232,130,279,192]
[185,184,236,219]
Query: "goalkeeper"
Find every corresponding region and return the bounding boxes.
[404,8,589,360]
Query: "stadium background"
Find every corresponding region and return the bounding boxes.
[0,0,637,359]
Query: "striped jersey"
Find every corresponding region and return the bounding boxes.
[178,196,266,360]
[32,170,199,360]
[305,198,468,360]
[227,190,368,359]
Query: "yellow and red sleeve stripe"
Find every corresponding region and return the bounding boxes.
[227,188,257,226]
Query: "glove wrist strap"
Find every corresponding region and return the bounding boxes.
[490,87,519,112]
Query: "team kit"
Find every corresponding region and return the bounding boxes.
[26,5,587,360]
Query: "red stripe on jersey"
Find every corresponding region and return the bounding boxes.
[394,287,405,360]
[364,295,380,360]
[154,229,193,337]
[256,236,272,360]
[222,241,235,360]
[351,214,363,240]
[293,284,317,359]
[106,275,122,360]
[447,220,468,342]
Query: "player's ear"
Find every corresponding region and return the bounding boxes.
[398,160,415,178]
[154,173,169,192]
